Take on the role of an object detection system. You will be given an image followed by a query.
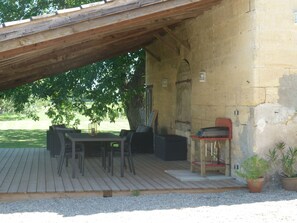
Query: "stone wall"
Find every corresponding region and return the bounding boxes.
[146,0,297,175]
[253,0,297,153]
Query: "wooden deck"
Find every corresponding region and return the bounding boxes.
[0,148,245,200]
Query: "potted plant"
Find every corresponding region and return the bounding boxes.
[268,142,297,191]
[236,155,269,193]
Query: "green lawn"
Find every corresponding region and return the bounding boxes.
[0,129,46,148]
[0,114,129,148]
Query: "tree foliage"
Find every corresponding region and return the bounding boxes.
[0,0,97,23]
[0,0,146,129]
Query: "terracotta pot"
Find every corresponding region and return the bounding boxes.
[247,178,264,193]
[281,177,297,191]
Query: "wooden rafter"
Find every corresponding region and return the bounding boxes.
[163,27,191,50]
[154,33,180,55]
[144,47,161,62]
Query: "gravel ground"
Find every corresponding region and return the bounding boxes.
[1,189,297,223]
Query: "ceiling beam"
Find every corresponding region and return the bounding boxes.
[154,33,180,55]
[163,26,191,50]
[0,41,151,90]
[144,47,161,62]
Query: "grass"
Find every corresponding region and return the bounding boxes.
[0,113,26,121]
[0,129,46,148]
[0,113,129,148]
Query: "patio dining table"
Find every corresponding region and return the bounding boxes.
[65,132,125,178]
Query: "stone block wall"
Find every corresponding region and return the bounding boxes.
[146,0,297,175]
[253,0,297,154]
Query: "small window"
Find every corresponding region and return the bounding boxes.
[294,12,297,23]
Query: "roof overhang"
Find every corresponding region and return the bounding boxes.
[0,0,221,91]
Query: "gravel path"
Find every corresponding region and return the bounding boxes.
[1,189,297,223]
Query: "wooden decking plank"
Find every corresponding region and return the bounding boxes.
[66,166,84,192]
[9,149,32,193]
[50,156,65,192]
[135,155,188,189]
[8,148,30,193]
[0,149,14,175]
[114,155,161,190]
[217,179,243,188]
[0,149,245,195]
[0,149,24,193]
[57,155,89,192]
[44,149,56,192]
[37,149,46,192]
[102,157,145,191]
[59,162,75,192]
[76,179,94,192]
[91,157,128,191]
[122,167,158,190]
[150,158,206,189]
[0,148,10,165]
[91,159,131,191]
[83,158,110,191]
[135,154,179,189]
[146,155,202,189]
[17,149,34,192]
[65,157,93,192]
[86,159,120,191]
[0,149,18,182]
[148,158,196,189]
[27,148,40,192]
[75,163,94,192]
[81,158,107,191]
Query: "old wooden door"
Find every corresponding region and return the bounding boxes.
[175,60,192,155]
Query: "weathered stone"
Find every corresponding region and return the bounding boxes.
[145,0,297,179]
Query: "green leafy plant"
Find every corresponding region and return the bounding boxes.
[236,155,269,179]
[131,190,140,196]
[268,142,297,178]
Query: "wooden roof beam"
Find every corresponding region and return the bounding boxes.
[154,33,180,55]
[144,47,161,62]
[163,26,190,50]
[0,42,150,90]
[0,6,201,61]
[0,27,165,77]
[0,34,155,82]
